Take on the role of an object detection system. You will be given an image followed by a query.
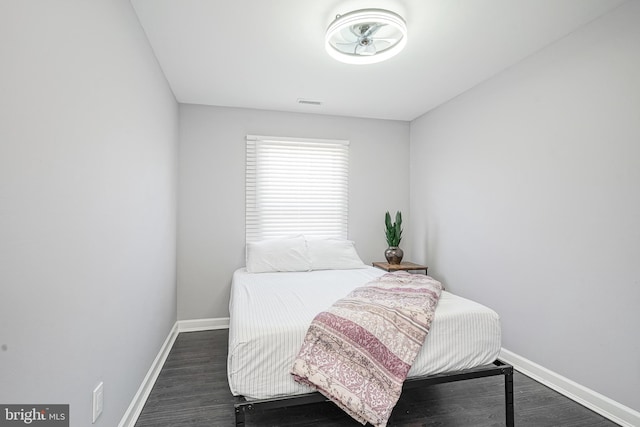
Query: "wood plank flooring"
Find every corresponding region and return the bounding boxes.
[135,330,618,426]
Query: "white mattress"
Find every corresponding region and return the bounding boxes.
[227,267,501,400]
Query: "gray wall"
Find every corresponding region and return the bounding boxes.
[178,105,410,320]
[0,1,178,426]
[409,1,640,411]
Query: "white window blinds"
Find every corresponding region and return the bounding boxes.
[246,135,349,243]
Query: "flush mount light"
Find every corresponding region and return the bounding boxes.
[325,8,407,65]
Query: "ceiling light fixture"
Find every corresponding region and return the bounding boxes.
[325,8,407,65]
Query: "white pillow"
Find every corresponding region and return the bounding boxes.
[246,236,311,273]
[306,238,366,270]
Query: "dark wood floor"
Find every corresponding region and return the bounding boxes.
[135,330,618,427]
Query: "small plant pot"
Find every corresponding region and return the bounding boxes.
[385,246,404,265]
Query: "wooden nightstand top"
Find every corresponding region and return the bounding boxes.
[372,261,428,274]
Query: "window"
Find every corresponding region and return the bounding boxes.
[246,135,349,243]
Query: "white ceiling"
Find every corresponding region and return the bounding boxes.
[131,0,625,121]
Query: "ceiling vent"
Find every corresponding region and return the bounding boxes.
[297,99,323,106]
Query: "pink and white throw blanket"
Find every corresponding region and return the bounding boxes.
[291,272,443,426]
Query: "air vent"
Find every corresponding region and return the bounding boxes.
[297,98,323,106]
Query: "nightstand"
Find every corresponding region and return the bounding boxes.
[372,261,428,275]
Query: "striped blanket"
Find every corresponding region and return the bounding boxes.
[291,272,443,427]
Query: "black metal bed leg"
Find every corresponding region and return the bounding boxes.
[235,405,245,427]
[504,366,514,427]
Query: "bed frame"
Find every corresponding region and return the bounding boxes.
[234,359,514,426]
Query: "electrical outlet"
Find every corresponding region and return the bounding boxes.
[92,382,104,423]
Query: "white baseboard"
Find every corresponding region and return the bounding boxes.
[500,348,640,427]
[118,322,179,427]
[177,317,230,332]
[117,318,229,426]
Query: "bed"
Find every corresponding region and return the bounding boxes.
[228,266,514,426]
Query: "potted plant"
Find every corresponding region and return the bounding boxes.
[384,211,403,264]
